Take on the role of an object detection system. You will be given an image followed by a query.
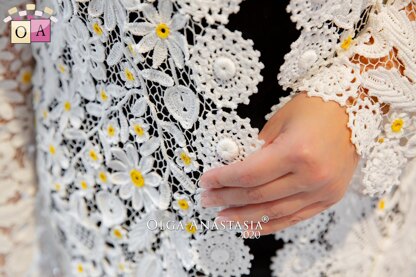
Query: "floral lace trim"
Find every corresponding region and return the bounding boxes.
[33,0,263,276]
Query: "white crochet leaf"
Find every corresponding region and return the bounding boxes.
[139,137,161,156]
[119,111,129,143]
[169,161,195,194]
[363,68,416,112]
[107,42,124,66]
[157,178,171,210]
[378,6,416,81]
[141,69,174,87]
[160,121,186,147]
[86,103,103,117]
[107,84,125,98]
[164,85,199,130]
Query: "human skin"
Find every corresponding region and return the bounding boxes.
[199,93,359,235]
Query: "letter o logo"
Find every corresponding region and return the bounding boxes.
[15,25,27,38]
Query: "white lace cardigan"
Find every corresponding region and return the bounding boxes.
[0,0,416,276]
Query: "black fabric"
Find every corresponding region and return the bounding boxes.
[227,1,300,276]
[230,0,299,131]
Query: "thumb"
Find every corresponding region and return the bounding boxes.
[259,110,286,146]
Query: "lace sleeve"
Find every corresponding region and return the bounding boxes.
[0,2,38,276]
[275,0,416,196]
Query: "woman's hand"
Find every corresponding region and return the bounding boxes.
[199,93,359,235]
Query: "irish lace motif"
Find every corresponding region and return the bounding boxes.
[33,0,263,276]
[29,0,416,276]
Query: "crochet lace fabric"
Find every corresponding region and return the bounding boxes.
[277,0,416,197]
[25,0,416,276]
[0,1,39,276]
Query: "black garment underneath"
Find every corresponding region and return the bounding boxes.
[227,1,300,276]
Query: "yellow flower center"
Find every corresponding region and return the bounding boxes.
[391,118,404,133]
[42,110,48,119]
[378,199,385,210]
[341,35,353,50]
[80,181,89,190]
[77,264,84,273]
[124,68,135,81]
[378,137,385,143]
[156,23,170,39]
[118,263,126,271]
[64,101,71,112]
[133,124,145,137]
[178,199,189,210]
[100,90,108,102]
[89,149,99,161]
[49,145,56,155]
[128,44,137,56]
[180,152,192,166]
[93,22,103,36]
[98,171,107,183]
[130,169,145,188]
[54,183,61,191]
[107,125,116,137]
[58,64,66,73]
[185,222,197,234]
[21,71,32,85]
[113,228,124,239]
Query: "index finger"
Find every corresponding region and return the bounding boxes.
[199,135,292,189]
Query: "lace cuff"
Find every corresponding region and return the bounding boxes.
[275,0,416,196]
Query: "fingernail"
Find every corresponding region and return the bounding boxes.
[199,179,212,189]
[215,216,231,224]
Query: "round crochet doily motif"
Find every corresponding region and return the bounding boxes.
[190,26,264,109]
[192,231,253,277]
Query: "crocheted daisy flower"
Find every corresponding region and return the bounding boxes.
[172,192,194,217]
[50,169,75,198]
[67,17,106,81]
[109,144,162,211]
[83,144,103,169]
[384,112,411,139]
[75,172,95,199]
[125,0,189,68]
[40,128,69,171]
[50,90,85,131]
[174,147,199,173]
[88,18,108,42]
[120,62,140,88]
[129,118,150,144]
[190,26,263,109]
[101,117,121,145]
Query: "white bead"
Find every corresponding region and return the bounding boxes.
[213,57,237,81]
[211,248,230,263]
[216,137,240,161]
[299,50,318,70]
